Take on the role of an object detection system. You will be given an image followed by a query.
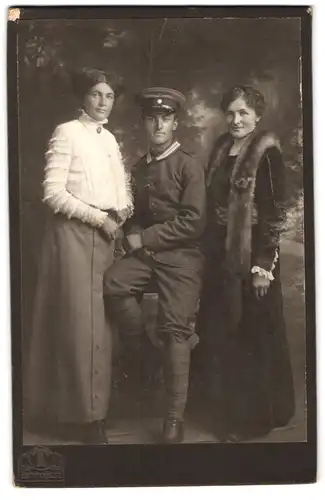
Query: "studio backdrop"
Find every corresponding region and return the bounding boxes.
[17,16,306,442]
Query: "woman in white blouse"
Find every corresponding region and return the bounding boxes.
[25,67,133,444]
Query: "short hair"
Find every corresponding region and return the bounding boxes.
[220,86,266,117]
[70,67,124,101]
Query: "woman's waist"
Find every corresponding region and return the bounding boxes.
[66,168,129,207]
[67,184,129,212]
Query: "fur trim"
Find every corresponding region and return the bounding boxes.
[206,134,232,187]
[208,130,281,275]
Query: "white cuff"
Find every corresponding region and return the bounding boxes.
[251,249,279,281]
[251,266,274,281]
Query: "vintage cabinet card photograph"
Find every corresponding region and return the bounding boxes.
[7,5,316,487]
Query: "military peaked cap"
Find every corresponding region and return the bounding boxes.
[137,87,186,114]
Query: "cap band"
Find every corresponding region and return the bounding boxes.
[142,97,177,113]
[137,87,186,113]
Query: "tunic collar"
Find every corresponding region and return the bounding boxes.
[146,140,181,164]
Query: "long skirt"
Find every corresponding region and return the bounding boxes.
[24,213,115,424]
[190,245,295,438]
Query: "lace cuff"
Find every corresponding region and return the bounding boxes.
[251,266,274,281]
[251,248,279,281]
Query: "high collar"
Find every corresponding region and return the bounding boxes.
[146,140,181,164]
[78,109,108,131]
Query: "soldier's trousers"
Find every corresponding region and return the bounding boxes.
[103,251,203,419]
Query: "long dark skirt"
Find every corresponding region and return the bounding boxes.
[24,213,115,425]
[190,245,295,439]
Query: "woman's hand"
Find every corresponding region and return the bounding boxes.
[101,216,118,240]
[252,273,270,299]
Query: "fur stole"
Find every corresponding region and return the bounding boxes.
[207,129,281,275]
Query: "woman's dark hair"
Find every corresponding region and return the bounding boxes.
[220,86,266,117]
[70,67,124,101]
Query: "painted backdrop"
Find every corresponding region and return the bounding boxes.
[18,19,305,428]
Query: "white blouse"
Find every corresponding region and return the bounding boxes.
[43,111,133,228]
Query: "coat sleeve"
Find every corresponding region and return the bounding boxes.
[43,124,110,229]
[253,146,287,271]
[141,159,207,252]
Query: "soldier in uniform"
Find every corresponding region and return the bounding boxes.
[104,87,207,443]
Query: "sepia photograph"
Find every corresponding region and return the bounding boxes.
[8,5,315,487]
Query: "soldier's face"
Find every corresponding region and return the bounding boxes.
[144,112,178,146]
[225,97,260,139]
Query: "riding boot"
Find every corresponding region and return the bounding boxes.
[105,296,143,337]
[120,334,143,389]
[162,338,191,444]
[122,332,160,406]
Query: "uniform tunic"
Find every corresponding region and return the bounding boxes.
[104,141,207,345]
[24,111,132,425]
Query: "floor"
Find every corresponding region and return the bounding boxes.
[24,239,307,446]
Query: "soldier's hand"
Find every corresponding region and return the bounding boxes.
[126,232,143,252]
[252,273,270,299]
[117,207,132,225]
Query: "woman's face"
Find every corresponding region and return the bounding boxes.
[225,97,260,139]
[83,82,115,121]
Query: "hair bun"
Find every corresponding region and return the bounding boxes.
[69,67,124,100]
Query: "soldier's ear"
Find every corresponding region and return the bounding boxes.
[172,117,178,131]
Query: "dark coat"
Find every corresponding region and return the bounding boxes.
[191,131,295,439]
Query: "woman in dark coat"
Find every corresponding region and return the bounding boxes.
[24,67,133,444]
[193,85,295,441]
